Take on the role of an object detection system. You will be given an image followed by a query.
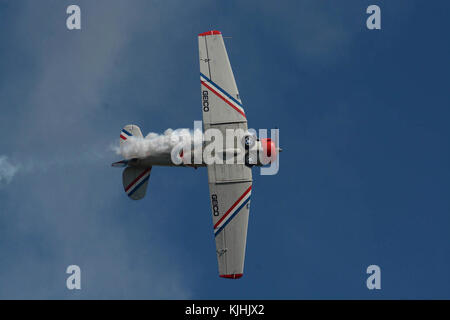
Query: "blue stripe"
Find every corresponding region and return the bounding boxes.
[122,128,133,136]
[200,72,242,107]
[214,196,251,237]
[128,175,150,197]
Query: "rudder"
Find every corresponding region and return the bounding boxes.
[120,124,143,146]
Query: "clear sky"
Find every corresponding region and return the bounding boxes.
[0,0,449,299]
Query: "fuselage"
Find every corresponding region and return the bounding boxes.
[128,151,207,168]
[125,139,278,169]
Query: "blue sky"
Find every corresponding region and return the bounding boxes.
[0,0,449,299]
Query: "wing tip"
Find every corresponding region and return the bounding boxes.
[220,273,243,279]
[198,30,221,37]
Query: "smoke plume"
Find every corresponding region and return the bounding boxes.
[115,128,203,160]
[0,156,19,185]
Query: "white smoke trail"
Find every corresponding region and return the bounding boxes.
[115,128,203,160]
[0,156,19,185]
[0,143,116,185]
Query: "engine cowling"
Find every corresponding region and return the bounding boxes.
[260,138,277,165]
[244,138,278,167]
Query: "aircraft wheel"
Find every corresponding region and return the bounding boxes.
[242,134,256,149]
[245,153,255,168]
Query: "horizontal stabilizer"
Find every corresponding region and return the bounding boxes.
[122,166,151,200]
[111,160,129,168]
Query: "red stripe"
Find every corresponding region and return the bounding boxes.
[201,81,246,119]
[214,185,252,229]
[198,30,221,36]
[220,273,243,279]
[125,168,151,192]
[120,134,127,140]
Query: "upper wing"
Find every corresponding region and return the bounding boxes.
[199,31,253,278]
[198,30,246,125]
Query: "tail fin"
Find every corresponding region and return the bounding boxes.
[120,124,143,145]
[122,166,151,200]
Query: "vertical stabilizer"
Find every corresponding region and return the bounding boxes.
[120,124,143,146]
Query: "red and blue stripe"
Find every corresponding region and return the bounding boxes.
[214,185,252,237]
[200,72,246,119]
[120,128,133,141]
[125,168,151,197]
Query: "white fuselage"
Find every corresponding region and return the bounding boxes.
[126,141,269,168]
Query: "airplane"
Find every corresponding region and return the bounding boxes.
[112,30,281,279]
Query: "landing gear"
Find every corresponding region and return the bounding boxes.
[245,153,255,168]
[242,134,256,149]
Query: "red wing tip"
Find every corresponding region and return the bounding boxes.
[220,273,243,279]
[198,30,221,37]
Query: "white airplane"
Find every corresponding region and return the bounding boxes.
[112,30,281,279]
